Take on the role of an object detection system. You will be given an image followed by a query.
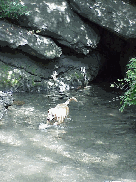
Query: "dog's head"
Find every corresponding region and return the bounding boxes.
[47,108,57,124]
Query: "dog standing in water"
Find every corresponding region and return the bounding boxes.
[47,97,78,125]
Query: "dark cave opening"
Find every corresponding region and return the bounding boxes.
[92,57,123,83]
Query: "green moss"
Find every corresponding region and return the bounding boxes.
[70,72,84,80]
[0,0,30,19]
[0,62,44,91]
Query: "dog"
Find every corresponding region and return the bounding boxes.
[47,97,78,125]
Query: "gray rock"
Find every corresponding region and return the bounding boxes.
[0,20,62,59]
[0,0,101,90]
[69,0,136,38]
[0,50,106,92]
[0,91,14,120]
[0,0,99,56]
[0,91,14,108]
[0,99,6,120]
[0,0,133,93]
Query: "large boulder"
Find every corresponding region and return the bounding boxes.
[0,20,62,59]
[0,0,136,92]
[69,0,136,38]
[17,0,100,55]
[0,0,102,92]
[0,0,100,57]
[0,51,106,92]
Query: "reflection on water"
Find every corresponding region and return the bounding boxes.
[0,84,136,182]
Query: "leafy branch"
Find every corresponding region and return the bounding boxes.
[111,58,136,112]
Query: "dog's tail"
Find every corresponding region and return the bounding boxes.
[65,97,78,105]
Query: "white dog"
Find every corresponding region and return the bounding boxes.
[47,97,78,125]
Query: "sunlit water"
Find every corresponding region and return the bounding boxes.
[0,84,136,182]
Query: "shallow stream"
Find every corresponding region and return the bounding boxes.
[0,83,136,182]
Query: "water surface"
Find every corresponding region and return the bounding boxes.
[0,84,136,182]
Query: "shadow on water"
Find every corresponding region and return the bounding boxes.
[0,84,136,182]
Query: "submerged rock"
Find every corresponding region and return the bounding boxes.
[13,100,25,106]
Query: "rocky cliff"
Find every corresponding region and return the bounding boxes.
[0,0,136,92]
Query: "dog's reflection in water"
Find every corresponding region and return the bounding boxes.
[47,97,78,125]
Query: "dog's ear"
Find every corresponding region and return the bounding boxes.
[48,110,49,113]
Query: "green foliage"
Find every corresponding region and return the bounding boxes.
[0,0,30,19]
[111,58,136,112]
[119,58,136,112]
[73,72,83,79]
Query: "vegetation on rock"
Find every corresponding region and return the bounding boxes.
[0,0,30,19]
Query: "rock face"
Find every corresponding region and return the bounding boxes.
[0,20,62,59]
[0,91,14,120]
[0,0,136,92]
[69,0,136,38]
[0,91,13,108]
